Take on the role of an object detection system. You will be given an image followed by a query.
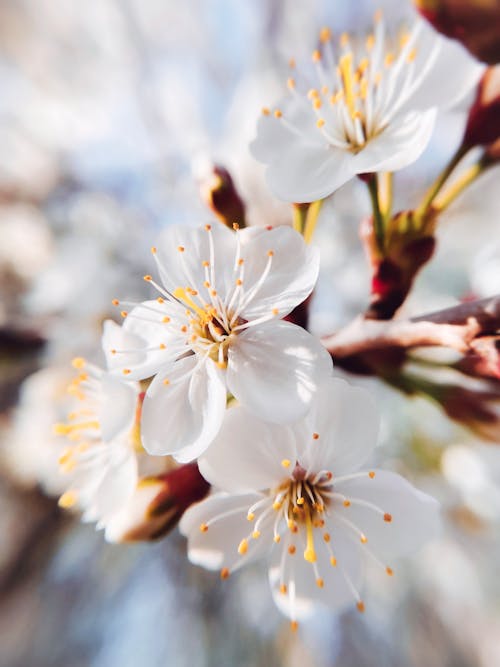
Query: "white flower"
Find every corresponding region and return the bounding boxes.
[54,358,140,528]
[103,222,332,461]
[180,377,440,626]
[251,15,483,203]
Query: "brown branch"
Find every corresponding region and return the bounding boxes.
[323,295,500,358]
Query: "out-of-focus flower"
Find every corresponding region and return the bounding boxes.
[251,15,483,203]
[180,377,439,626]
[54,359,140,527]
[104,223,331,461]
[105,463,210,543]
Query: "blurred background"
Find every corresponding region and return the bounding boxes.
[0,1,499,665]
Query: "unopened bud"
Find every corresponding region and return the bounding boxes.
[105,463,210,543]
[464,66,500,148]
[199,165,246,229]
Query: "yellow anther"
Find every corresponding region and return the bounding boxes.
[366,34,375,51]
[330,556,337,567]
[312,49,321,62]
[252,530,261,539]
[287,77,296,90]
[357,601,365,613]
[159,343,166,350]
[369,471,376,479]
[360,534,368,544]
[281,459,291,468]
[177,246,185,253]
[163,379,170,386]
[343,499,351,507]
[232,222,240,230]
[407,48,417,63]
[157,297,165,304]
[272,308,279,315]
[289,57,296,69]
[247,512,255,521]
[202,260,210,268]
[307,88,319,99]
[267,250,274,257]
[384,513,392,523]
[112,299,119,306]
[199,523,208,533]
[312,432,319,440]
[58,491,77,509]
[296,497,305,506]
[384,52,395,67]
[272,500,282,511]
[386,566,394,576]
[290,620,299,632]
[399,32,410,48]
[274,109,283,119]
[71,357,85,369]
[316,578,324,588]
[120,310,128,318]
[340,32,349,47]
[143,274,152,282]
[323,533,331,543]
[261,107,270,116]
[205,224,212,231]
[238,539,249,555]
[162,316,170,323]
[238,258,244,265]
[319,26,331,43]
[313,98,322,110]
[288,544,296,555]
[123,369,131,375]
[274,535,281,543]
[279,584,287,594]
[358,57,369,73]
[220,568,230,580]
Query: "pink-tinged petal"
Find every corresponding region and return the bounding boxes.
[199,405,297,493]
[97,374,139,442]
[141,356,227,460]
[180,492,271,572]
[268,521,363,619]
[236,226,320,320]
[265,142,355,203]
[102,306,182,381]
[227,320,333,424]
[332,470,440,561]
[351,110,437,175]
[154,223,236,297]
[296,377,379,475]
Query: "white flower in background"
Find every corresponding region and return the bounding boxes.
[103,222,331,462]
[54,358,141,528]
[180,377,440,626]
[251,14,483,203]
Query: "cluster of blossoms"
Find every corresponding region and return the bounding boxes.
[53,10,489,627]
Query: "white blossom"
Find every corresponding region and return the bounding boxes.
[251,15,483,203]
[54,358,140,528]
[103,222,332,462]
[180,377,440,625]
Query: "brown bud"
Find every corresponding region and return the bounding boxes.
[199,165,246,228]
[414,0,500,64]
[464,66,500,147]
[105,463,210,543]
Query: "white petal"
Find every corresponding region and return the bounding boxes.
[97,374,139,442]
[102,306,182,381]
[180,492,271,572]
[265,143,354,204]
[333,470,441,561]
[141,356,226,460]
[297,377,379,475]
[199,405,297,493]
[268,521,363,619]
[352,110,437,174]
[236,226,320,320]
[154,223,236,297]
[227,320,333,424]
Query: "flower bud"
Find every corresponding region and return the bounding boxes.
[104,463,210,543]
[199,165,246,229]
[414,0,500,63]
[464,66,500,148]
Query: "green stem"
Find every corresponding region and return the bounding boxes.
[414,143,470,221]
[433,158,488,212]
[367,175,385,253]
[303,199,323,244]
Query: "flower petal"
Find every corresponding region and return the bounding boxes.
[141,356,227,461]
[199,405,297,493]
[332,470,440,561]
[227,320,333,424]
[236,226,320,320]
[265,142,354,204]
[296,377,379,475]
[180,492,271,572]
[268,521,363,619]
[97,374,139,442]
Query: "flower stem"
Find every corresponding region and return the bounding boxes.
[414,143,470,222]
[367,175,385,253]
[378,172,393,219]
[433,158,488,212]
[303,199,323,244]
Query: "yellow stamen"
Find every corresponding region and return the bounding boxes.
[173,287,208,322]
[303,507,317,563]
[238,539,248,555]
[59,490,77,509]
[339,53,356,116]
